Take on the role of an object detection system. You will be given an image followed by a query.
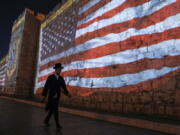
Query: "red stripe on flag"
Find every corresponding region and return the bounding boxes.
[78,0,91,9]
[76,1,180,45]
[77,0,150,29]
[78,0,112,21]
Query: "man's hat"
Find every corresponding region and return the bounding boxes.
[53,63,64,69]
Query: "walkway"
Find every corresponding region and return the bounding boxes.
[0,98,173,135]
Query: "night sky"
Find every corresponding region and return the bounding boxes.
[0,0,62,60]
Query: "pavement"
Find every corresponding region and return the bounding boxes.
[0,98,174,135]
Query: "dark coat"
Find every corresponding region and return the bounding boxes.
[42,74,69,110]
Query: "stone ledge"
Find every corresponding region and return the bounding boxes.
[0,96,179,135]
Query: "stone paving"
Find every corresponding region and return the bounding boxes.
[0,98,173,135]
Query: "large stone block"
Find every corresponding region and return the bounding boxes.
[175,89,180,105]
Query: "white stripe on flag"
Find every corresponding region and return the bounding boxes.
[76,0,176,37]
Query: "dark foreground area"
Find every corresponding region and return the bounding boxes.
[0,98,173,135]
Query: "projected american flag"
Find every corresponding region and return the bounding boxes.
[35,0,180,96]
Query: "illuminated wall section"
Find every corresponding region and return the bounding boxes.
[71,0,180,94]
[35,0,79,94]
[5,14,25,93]
[0,56,8,91]
[35,0,180,117]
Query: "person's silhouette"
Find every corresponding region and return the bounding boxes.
[41,63,71,131]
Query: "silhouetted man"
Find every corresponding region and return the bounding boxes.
[41,63,71,130]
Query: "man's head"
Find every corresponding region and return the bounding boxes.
[53,63,63,75]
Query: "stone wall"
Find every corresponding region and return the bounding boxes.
[15,9,44,97]
[56,0,180,119]
[3,9,44,97]
[60,70,180,118]
[33,0,180,119]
